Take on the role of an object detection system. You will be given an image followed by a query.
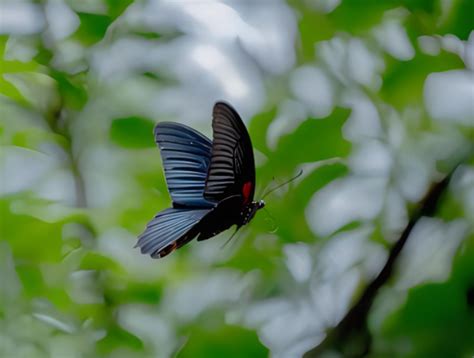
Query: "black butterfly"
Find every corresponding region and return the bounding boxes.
[136,102,265,258]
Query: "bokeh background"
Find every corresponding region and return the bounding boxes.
[1,0,473,357]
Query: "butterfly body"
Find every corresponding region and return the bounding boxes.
[136,102,263,258]
[198,196,265,240]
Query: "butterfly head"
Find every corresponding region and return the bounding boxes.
[241,200,265,225]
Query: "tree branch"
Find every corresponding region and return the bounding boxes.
[304,165,460,357]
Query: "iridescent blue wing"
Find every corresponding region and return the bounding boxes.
[136,207,210,258]
[155,122,215,208]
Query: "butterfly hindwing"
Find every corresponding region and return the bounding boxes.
[155,122,214,207]
[136,208,210,258]
[204,102,256,204]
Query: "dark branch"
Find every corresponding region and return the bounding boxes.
[304,166,459,357]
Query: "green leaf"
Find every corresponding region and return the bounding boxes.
[97,323,145,354]
[177,325,268,358]
[438,0,474,39]
[51,70,88,110]
[104,0,135,20]
[298,11,336,61]
[80,252,123,273]
[272,107,351,168]
[104,282,162,305]
[0,76,29,105]
[249,106,277,157]
[329,0,396,35]
[379,235,474,357]
[0,198,64,263]
[110,116,155,149]
[267,163,349,243]
[381,50,464,109]
[74,13,113,45]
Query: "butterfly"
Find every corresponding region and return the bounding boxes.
[136,101,265,258]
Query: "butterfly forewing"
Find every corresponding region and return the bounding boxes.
[204,102,256,204]
[155,122,215,208]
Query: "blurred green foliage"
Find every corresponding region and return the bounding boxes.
[0,0,473,357]
[110,116,155,149]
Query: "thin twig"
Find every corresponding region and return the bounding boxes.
[304,164,461,357]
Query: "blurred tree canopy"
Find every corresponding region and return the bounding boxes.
[0,0,473,357]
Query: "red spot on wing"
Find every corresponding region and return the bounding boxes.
[242,181,253,204]
[158,241,178,258]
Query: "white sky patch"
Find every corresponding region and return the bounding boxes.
[45,0,80,41]
[290,65,336,118]
[418,35,441,56]
[395,146,433,202]
[148,0,296,74]
[79,144,136,208]
[341,90,382,142]
[97,228,165,282]
[0,146,57,195]
[424,70,474,126]
[374,19,414,60]
[306,176,387,236]
[118,304,177,357]
[385,107,406,150]
[382,188,408,240]
[125,0,296,75]
[191,44,249,99]
[0,2,45,35]
[266,99,308,150]
[67,270,104,304]
[51,40,86,73]
[314,226,387,281]
[106,0,295,123]
[310,0,342,13]
[161,269,253,322]
[4,36,38,62]
[317,35,385,98]
[349,139,393,176]
[284,243,313,283]
[244,298,325,358]
[347,38,384,89]
[245,227,387,356]
[317,37,347,85]
[310,268,360,327]
[91,35,265,123]
[441,33,468,62]
[35,169,76,204]
[232,1,297,74]
[90,37,156,80]
[178,1,245,39]
[395,218,468,290]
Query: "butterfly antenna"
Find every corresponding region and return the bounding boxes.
[263,207,278,233]
[258,176,276,198]
[262,169,303,199]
